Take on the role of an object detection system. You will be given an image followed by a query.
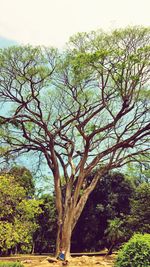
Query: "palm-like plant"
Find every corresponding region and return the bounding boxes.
[105,218,125,255]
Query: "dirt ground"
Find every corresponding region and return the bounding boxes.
[23,255,116,267]
[0,255,116,267]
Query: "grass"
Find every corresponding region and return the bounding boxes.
[0,262,24,267]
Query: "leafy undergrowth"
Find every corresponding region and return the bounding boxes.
[115,233,150,267]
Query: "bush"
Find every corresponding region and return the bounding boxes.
[0,262,24,267]
[115,233,150,267]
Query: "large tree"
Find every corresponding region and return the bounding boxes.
[0,27,150,259]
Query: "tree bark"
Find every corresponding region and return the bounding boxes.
[56,208,73,260]
[31,241,35,254]
[55,221,62,257]
[61,220,72,260]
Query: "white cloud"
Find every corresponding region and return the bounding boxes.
[0,0,150,48]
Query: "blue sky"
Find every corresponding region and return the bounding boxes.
[0,36,17,48]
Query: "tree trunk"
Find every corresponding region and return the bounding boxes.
[15,246,18,255]
[56,212,73,260]
[55,222,62,257]
[54,171,104,260]
[105,242,114,256]
[61,223,72,260]
[31,241,35,254]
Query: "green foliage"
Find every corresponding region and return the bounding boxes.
[8,166,35,196]
[127,183,150,233]
[0,175,25,220]
[0,262,24,267]
[115,233,150,267]
[105,218,126,244]
[0,174,42,255]
[0,45,56,85]
[126,160,150,185]
[104,218,128,255]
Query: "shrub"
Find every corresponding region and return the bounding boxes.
[0,262,24,267]
[115,233,150,267]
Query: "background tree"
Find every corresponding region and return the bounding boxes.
[33,194,57,254]
[0,174,41,255]
[0,27,150,258]
[71,171,134,252]
[126,159,150,185]
[127,182,150,234]
[1,166,35,197]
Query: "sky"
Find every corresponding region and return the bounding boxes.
[0,0,150,48]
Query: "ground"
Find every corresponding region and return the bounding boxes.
[0,255,116,267]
